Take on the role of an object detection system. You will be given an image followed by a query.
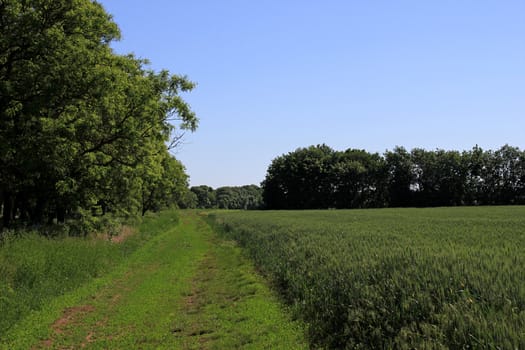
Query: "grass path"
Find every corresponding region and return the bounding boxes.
[1,211,306,349]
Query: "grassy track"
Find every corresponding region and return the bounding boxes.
[1,211,306,349]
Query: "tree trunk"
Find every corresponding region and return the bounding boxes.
[2,191,14,229]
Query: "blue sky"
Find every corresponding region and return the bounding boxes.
[100,1,525,188]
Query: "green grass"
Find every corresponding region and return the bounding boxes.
[211,206,525,349]
[1,210,307,349]
[0,210,179,347]
[0,218,156,338]
[171,213,306,349]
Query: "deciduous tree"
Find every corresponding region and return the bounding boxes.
[0,0,197,230]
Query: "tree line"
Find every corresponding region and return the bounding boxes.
[0,0,197,232]
[262,144,525,209]
[185,185,263,210]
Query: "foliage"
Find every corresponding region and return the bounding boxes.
[262,144,525,209]
[0,0,197,231]
[262,144,387,209]
[215,185,264,209]
[190,185,217,209]
[139,152,190,216]
[190,185,263,209]
[212,207,525,349]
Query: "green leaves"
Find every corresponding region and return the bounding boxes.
[1,0,197,228]
[262,145,387,209]
[263,145,525,209]
[189,185,264,210]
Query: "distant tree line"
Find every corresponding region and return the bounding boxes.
[185,185,263,210]
[262,144,525,209]
[0,1,197,233]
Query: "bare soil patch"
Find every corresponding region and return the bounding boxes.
[37,305,95,349]
[52,305,95,335]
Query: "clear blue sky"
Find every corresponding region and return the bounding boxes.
[100,0,525,188]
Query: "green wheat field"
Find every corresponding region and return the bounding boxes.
[211,206,525,349]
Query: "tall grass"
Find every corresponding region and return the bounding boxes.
[212,207,525,349]
[0,211,178,337]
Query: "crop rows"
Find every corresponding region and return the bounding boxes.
[211,206,525,349]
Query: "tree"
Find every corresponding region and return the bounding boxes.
[190,186,216,209]
[384,147,414,207]
[1,0,120,227]
[262,144,525,209]
[463,146,486,205]
[139,151,189,216]
[262,146,386,209]
[1,0,197,230]
[491,145,525,204]
[178,190,198,209]
[409,149,466,206]
[262,145,335,209]
[215,185,263,209]
[332,149,387,208]
[239,185,264,209]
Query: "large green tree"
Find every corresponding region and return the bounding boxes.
[262,145,386,209]
[0,0,197,230]
[262,145,525,209]
[190,185,216,209]
[409,149,466,206]
[384,147,414,207]
[332,149,387,208]
[215,185,263,209]
[262,145,335,209]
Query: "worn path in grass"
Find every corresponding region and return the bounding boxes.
[2,211,306,349]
